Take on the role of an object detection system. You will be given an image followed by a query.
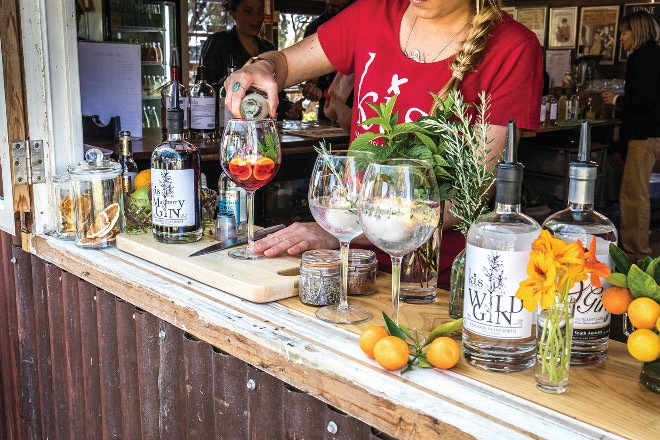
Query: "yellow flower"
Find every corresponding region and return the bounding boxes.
[516,232,606,311]
[517,250,558,311]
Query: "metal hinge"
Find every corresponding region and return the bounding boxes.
[12,140,45,186]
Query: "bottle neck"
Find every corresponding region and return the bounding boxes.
[495,202,522,214]
[568,178,595,207]
[167,132,183,142]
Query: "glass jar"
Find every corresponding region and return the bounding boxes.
[52,173,75,240]
[347,249,377,296]
[299,250,341,306]
[67,148,122,248]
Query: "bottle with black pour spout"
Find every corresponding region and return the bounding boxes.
[542,120,618,365]
[462,120,540,372]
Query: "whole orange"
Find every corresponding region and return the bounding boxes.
[358,326,388,359]
[601,286,634,315]
[627,297,660,330]
[627,328,660,362]
[373,336,410,371]
[425,337,461,369]
[134,169,151,189]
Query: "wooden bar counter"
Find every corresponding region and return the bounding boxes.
[23,233,659,440]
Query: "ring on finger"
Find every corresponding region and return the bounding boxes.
[232,82,246,92]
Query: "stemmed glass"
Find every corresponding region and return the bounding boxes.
[220,118,281,259]
[308,149,375,324]
[358,159,442,323]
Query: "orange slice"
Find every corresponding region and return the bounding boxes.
[253,157,276,180]
[228,157,252,180]
[86,203,120,239]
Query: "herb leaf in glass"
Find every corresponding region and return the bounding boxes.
[308,147,375,324]
[220,118,281,259]
[358,159,442,324]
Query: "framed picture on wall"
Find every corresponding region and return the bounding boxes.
[620,3,660,60]
[548,7,577,49]
[516,6,547,47]
[578,5,620,64]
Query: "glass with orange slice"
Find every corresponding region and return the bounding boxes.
[219,119,281,259]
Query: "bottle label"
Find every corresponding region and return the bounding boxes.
[190,96,216,129]
[463,244,534,339]
[151,168,196,227]
[569,251,612,339]
[218,190,240,228]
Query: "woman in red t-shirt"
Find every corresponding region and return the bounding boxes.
[225,0,543,286]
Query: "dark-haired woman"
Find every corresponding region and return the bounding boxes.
[200,0,302,120]
[602,10,660,261]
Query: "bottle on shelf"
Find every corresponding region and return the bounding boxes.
[539,95,548,127]
[569,90,580,121]
[159,46,189,140]
[154,42,163,64]
[547,94,558,126]
[557,88,568,124]
[541,120,618,366]
[584,97,596,120]
[118,130,139,193]
[462,120,540,372]
[151,82,202,243]
[189,65,217,141]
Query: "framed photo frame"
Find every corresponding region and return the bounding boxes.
[578,5,620,64]
[516,6,548,47]
[548,7,578,49]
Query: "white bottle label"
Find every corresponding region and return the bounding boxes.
[151,168,196,227]
[463,244,534,339]
[190,96,216,129]
[570,250,613,337]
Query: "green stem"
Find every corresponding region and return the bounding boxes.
[539,292,571,383]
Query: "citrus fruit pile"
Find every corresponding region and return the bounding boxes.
[603,244,660,363]
[358,313,462,373]
[125,170,152,230]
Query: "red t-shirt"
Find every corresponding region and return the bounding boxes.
[318,0,543,138]
[317,0,543,287]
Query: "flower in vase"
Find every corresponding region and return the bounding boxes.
[516,230,611,385]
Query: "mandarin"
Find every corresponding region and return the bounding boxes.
[373,336,410,371]
[627,329,660,362]
[602,286,634,315]
[425,337,461,369]
[134,169,151,189]
[358,326,388,359]
[627,297,660,330]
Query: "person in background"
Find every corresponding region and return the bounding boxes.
[602,10,660,262]
[300,0,355,122]
[200,0,303,120]
[225,0,542,287]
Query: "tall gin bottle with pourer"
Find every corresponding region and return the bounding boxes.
[462,120,540,372]
[542,120,617,365]
[160,46,189,140]
[151,82,202,243]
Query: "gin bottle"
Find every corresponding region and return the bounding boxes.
[542,120,617,365]
[189,65,216,140]
[462,120,540,372]
[151,82,202,243]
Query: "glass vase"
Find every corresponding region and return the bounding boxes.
[400,227,442,304]
[448,247,466,319]
[640,359,660,394]
[535,300,575,394]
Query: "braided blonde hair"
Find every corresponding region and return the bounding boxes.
[432,0,502,109]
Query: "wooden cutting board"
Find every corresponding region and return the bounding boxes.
[116,232,302,303]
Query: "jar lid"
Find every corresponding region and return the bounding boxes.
[67,148,121,180]
[301,249,340,267]
[52,173,71,184]
[349,249,376,266]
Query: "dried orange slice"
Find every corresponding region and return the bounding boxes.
[75,194,92,222]
[253,157,275,180]
[59,196,74,222]
[86,203,120,239]
[228,157,252,180]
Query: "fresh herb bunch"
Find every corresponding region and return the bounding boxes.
[348,90,497,233]
[381,312,463,374]
[258,132,279,162]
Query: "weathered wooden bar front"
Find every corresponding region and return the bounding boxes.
[1,229,656,440]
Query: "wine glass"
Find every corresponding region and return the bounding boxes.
[308,149,375,324]
[358,159,442,323]
[220,118,281,259]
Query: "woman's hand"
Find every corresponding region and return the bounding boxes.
[251,222,339,257]
[601,91,620,106]
[224,57,281,118]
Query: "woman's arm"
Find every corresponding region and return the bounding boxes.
[224,34,335,118]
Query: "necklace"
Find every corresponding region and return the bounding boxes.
[403,17,468,63]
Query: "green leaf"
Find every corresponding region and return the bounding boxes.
[424,318,463,346]
[609,243,632,274]
[417,355,433,369]
[606,272,629,288]
[627,264,660,300]
[382,312,406,340]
